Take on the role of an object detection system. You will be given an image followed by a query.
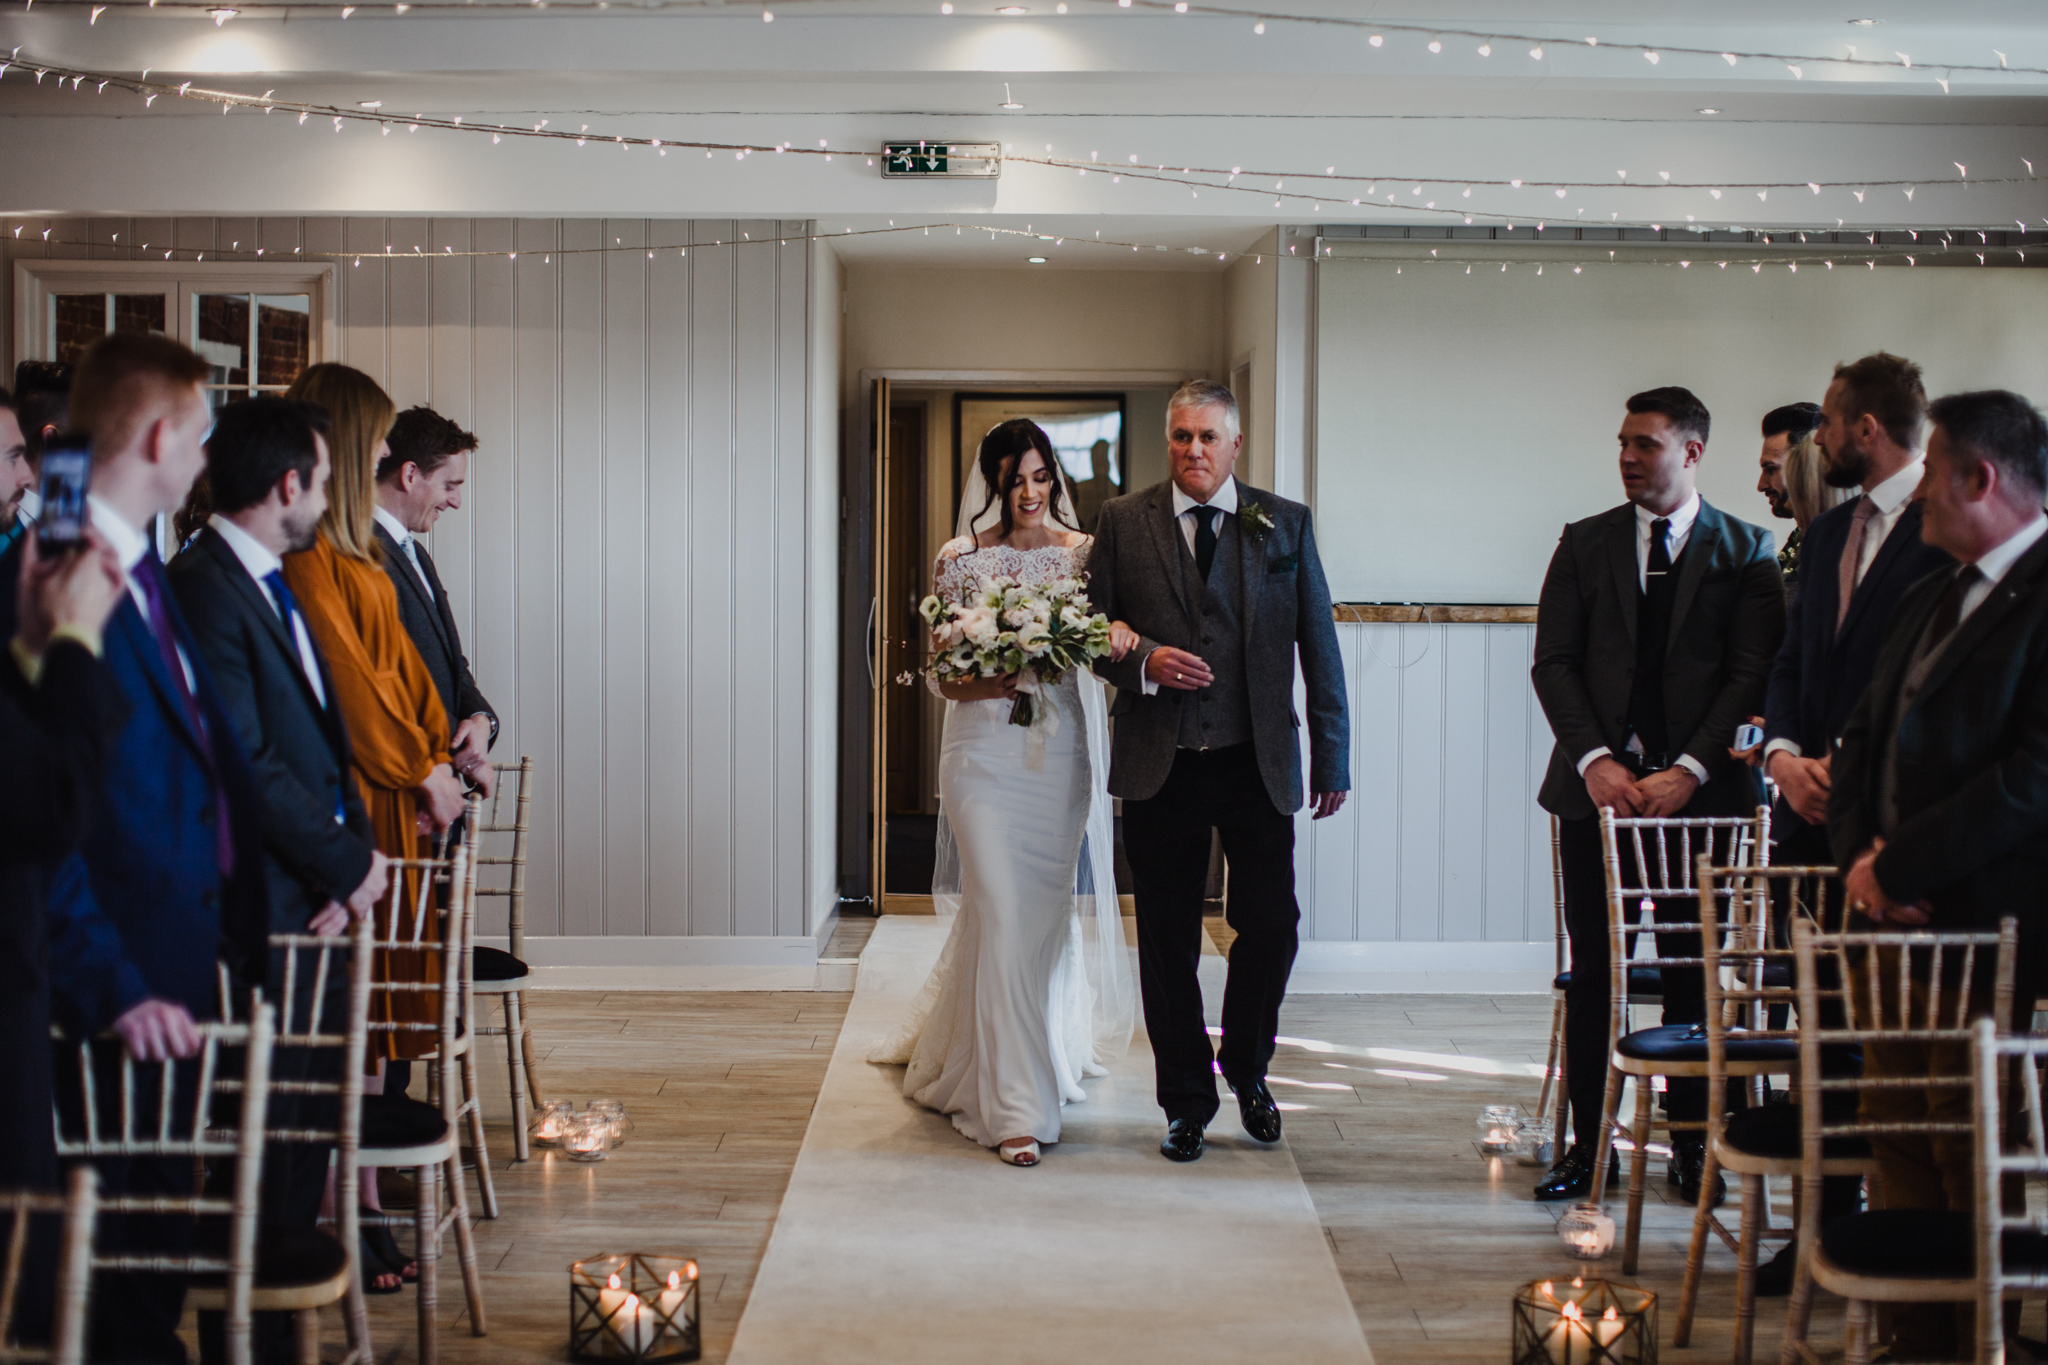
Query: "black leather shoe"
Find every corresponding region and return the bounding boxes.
[1233,1079,1282,1143]
[1533,1143,1623,1201]
[1670,1141,1726,1210]
[1752,1244,1797,1298]
[1160,1118,1206,1163]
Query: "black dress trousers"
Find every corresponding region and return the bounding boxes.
[1123,743,1298,1126]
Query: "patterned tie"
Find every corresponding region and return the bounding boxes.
[1836,496,1879,633]
[130,550,234,875]
[1194,505,1220,581]
[1647,517,1672,583]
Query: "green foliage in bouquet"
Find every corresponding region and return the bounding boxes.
[916,573,1113,726]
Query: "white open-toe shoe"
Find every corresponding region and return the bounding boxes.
[996,1139,1040,1167]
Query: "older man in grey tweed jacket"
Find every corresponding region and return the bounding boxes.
[1087,379,1349,1164]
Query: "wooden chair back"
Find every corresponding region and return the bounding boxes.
[474,757,535,960]
[366,845,470,1063]
[1970,1017,2048,1365]
[0,1167,97,1365]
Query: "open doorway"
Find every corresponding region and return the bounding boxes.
[846,378,1178,910]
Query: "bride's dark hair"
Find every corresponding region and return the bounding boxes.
[971,418,1067,541]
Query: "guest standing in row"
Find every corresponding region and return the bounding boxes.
[1757,402,1823,598]
[1531,386,1785,1204]
[1830,389,2048,1360]
[374,406,497,795]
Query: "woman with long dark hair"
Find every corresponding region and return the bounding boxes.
[870,419,1138,1166]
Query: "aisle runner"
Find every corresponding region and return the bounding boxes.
[728,917,1375,1365]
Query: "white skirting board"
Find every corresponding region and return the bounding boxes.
[476,933,1551,993]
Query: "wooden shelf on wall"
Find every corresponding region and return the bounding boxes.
[1332,604,1538,624]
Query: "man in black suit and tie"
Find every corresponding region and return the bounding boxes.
[1532,387,1786,1204]
[1830,389,2048,1358]
[373,407,496,795]
[169,398,393,1353]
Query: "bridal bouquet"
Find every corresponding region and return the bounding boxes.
[918,573,1113,726]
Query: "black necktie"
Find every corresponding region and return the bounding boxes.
[1194,506,1220,581]
[1647,517,1672,585]
[1925,564,1984,650]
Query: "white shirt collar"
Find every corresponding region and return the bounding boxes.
[87,494,151,572]
[372,503,414,548]
[1970,514,2048,588]
[1634,491,1701,538]
[1171,478,1239,519]
[207,513,282,584]
[1864,458,1924,515]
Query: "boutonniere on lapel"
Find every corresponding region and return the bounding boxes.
[1238,501,1275,541]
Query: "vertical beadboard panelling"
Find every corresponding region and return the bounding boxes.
[774,228,810,938]
[600,219,650,936]
[422,219,476,662]
[384,218,431,409]
[645,230,694,938]
[729,225,779,938]
[1301,621,1555,945]
[686,221,737,936]
[340,219,388,383]
[555,219,607,936]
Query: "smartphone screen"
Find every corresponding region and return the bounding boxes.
[36,437,91,551]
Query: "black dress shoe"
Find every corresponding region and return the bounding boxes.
[1160,1118,1206,1163]
[1670,1142,1726,1210]
[1233,1079,1283,1143]
[1533,1143,1623,1202]
[1752,1244,1797,1298]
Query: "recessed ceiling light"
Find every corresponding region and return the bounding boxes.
[995,5,1027,12]
[1847,17,1879,25]
[1697,107,1721,115]
[358,99,383,108]
[1028,256,1047,263]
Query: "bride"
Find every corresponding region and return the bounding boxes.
[869,418,1138,1167]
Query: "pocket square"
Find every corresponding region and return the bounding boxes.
[1268,553,1300,574]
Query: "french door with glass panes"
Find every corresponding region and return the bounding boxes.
[14,260,337,413]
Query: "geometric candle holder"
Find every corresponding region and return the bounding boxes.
[569,1254,701,1362]
[1511,1277,1657,1365]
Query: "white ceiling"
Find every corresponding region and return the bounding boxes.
[2,3,2046,248]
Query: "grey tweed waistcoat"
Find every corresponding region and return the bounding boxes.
[1176,512,1255,751]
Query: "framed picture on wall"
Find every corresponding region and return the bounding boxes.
[951,391,1129,535]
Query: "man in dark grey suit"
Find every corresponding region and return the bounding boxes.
[373,406,496,794]
[1532,387,1785,1204]
[1087,379,1349,1164]
[1828,389,2048,1359]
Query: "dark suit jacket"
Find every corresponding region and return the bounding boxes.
[170,528,375,935]
[1533,499,1786,821]
[1086,477,1348,813]
[1763,496,1952,837]
[0,641,123,1189]
[1830,531,2048,995]
[374,522,495,746]
[38,578,270,1033]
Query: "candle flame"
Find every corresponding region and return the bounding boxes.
[667,1271,682,1289]
[686,1263,700,1280]
[607,1274,621,1290]
[625,1294,641,1310]
[1561,1302,1584,1322]
[1571,1276,1584,1289]
[1603,1307,1619,1321]
[1538,1281,1554,1298]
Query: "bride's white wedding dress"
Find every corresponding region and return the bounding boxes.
[868,536,1134,1147]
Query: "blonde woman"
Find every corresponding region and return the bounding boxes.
[282,364,463,1289]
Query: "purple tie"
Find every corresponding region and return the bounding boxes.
[131,550,234,876]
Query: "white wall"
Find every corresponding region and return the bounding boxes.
[1314,261,2048,604]
[5,216,829,971]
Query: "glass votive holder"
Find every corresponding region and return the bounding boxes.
[1514,1117,1557,1168]
[1479,1104,1522,1155]
[563,1112,611,1163]
[1558,1203,1617,1260]
[588,1099,632,1149]
[530,1099,575,1149]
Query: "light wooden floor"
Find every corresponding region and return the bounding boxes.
[310,967,1862,1364]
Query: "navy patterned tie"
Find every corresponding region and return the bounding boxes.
[1194,505,1220,581]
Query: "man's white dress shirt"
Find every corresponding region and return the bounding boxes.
[1576,494,1712,784]
[208,513,328,709]
[1956,514,2048,626]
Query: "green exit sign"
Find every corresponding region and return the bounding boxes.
[880,142,1002,179]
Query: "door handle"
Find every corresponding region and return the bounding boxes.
[865,596,879,691]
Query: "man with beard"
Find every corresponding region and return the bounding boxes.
[1758,402,1821,586]
[169,397,388,1362]
[0,393,38,558]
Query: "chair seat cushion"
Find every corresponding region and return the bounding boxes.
[1723,1104,1870,1161]
[473,945,529,982]
[1615,1024,1800,1065]
[361,1093,450,1149]
[1821,1209,2048,1278]
[193,1225,349,1289]
[1553,966,1667,996]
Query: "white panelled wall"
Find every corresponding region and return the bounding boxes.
[4,217,834,983]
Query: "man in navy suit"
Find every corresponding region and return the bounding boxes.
[40,334,269,1363]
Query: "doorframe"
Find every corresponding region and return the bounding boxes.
[840,368,1202,913]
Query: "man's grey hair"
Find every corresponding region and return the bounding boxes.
[1166,378,1240,440]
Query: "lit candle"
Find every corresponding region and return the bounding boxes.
[655,1269,687,1334]
[1594,1305,1625,1352]
[1544,1301,1587,1365]
[595,1272,630,1347]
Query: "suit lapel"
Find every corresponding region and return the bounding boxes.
[1910,534,2048,705]
[1665,501,1722,657]
[1144,482,1193,621]
[1837,501,1922,641]
[376,522,454,656]
[200,532,304,685]
[1234,478,1261,648]
[112,595,210,761]
[1608,506,1640,645]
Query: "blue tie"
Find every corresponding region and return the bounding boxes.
[266,569,347,823]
